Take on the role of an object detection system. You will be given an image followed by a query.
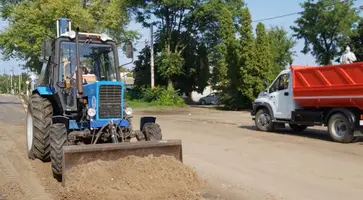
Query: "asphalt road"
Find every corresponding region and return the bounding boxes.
[0,94,51,200]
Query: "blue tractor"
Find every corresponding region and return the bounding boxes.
[26,18,182,185]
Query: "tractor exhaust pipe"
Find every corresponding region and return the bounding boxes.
[75,27,83,95]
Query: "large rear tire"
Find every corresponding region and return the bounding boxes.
[143,122,162,141]
[328,113,355,143]
[255,108,275,132]
[50,123,68,182]
[26,93,52,162]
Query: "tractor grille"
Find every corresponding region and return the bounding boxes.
[98,85,122,118]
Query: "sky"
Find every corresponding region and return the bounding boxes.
[1,0,363,75]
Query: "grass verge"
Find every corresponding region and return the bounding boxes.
[126,99,187,110]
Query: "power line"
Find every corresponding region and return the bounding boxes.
[252,11,302,23]
[252,1,363,23]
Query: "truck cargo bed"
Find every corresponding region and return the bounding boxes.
[292,62,363,109]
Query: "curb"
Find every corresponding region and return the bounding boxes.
[19,94,29,113]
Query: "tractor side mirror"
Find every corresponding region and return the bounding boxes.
[56,81,66,88]
[123,41,134,59]
[39,39,52,62]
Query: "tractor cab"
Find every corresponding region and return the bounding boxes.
[39,18,133,113]
[59,40,118,84]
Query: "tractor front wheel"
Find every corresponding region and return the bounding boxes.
[50,123,68,182]
[26,93,52,162]
[143,123,162,141]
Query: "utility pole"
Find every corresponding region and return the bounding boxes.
[150,24,155,88]
[4,69,8,93]
[19,72,21,94]
[10,66,13,95]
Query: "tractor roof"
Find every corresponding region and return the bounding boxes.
[58,31,114,42]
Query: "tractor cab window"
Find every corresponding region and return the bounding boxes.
[59,41,117,84]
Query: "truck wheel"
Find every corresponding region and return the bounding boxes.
[289,124,308,132]
[255,108,275,132]
[50,123,68,182]
[26,93,52,162]
[143,122,162,141]
[328,113,354,143]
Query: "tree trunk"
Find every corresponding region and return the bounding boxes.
[167,78,174,91]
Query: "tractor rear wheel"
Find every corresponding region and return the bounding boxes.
[143,122,162,141]
[50,123,68,182]
[26,93,52,162]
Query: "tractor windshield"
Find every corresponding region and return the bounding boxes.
[59,41,118,83]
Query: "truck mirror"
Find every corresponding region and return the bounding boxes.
[123,41,133,59]
[263,79,269,87]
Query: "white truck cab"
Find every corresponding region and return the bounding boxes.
[252,69,302,123]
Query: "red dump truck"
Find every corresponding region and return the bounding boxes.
[251,62,363,143]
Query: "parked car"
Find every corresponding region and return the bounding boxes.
[199,92,220,105]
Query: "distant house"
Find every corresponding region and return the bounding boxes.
[189,65,219,103]
[190,86,217,102]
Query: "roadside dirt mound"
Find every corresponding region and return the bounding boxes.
[60,155,205,200]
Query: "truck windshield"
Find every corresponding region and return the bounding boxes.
[59,41,117,83]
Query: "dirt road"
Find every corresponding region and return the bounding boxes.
[0,94,363,200]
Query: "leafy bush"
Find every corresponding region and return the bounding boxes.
[125,86,185,107]
[151,88,185,106]
[125,89,141,100]
[141,86,165,102]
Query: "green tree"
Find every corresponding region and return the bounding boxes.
[0,74,10,93]
[237,7,256,107]
[133,45,166,88]
[349,19,363,61]
[291,0,360,65]
[134,0,195,90]
[174,35,210,95]
[188,0,244,91]
[268,26,296,76]
[254,22,272,90]
[0,0,139,73]
[133,0,213,94]
[120,66,131,72]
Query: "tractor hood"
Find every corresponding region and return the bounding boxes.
[83,81,126,127]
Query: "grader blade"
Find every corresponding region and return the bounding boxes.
[62,139,183,186]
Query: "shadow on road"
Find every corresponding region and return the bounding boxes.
[189,105,221,109]
[0,101,21,105]
[238,125,344,142]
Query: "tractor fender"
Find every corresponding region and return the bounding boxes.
[140,116,157,131]
[33,86,53,96]
[52,115,70,133]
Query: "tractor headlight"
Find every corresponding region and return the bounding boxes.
[125,107,133,115]
[87,108,96,117]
